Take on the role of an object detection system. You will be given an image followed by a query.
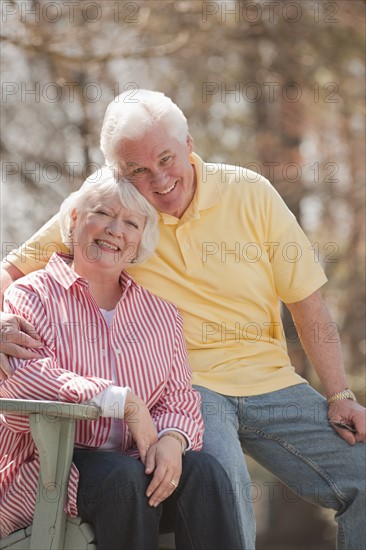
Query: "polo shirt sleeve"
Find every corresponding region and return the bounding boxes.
[4,213,69,276]
[257,177,328,303]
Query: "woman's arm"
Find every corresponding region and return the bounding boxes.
[144,310,204,507]
[150,311,204,450]
[1,282,113,430]
[1,261,24,307]
[2,281,159,453]
[1,262,42,379]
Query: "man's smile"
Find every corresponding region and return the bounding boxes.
[155,181,178,195]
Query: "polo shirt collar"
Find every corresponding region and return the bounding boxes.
[45,252,140,293]
[159,152,222,225]
[192,152,222,211]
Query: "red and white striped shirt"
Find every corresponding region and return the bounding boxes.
[0,253,203,538]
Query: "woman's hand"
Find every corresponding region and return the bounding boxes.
[145,435,183,507]
[124,391,158,464]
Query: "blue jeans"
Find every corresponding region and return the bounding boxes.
[194,383,366,550]
[73,449,242,550]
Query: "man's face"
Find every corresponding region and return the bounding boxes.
[116,127,196,218]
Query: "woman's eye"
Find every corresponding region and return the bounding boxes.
[95,210,109,216]
[127,221,139,229]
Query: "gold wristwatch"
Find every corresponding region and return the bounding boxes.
[160,431,187,455]
[327,388,357,405]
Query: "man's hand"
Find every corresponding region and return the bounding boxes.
[0,312,42,380]
[124,392,158,465]
[328,399,366,445]
[145,435,183,507]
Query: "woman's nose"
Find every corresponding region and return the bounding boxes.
[106,219,123,237]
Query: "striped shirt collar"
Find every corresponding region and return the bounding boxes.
[45,252,140,293]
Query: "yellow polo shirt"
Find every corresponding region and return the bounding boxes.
[5,153,327,396]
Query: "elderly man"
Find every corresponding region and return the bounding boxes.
[1,89,365,549]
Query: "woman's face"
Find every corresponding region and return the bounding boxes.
[71,191,146,271]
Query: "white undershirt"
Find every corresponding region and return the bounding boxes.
[90,309,191,453]
[98,308,124,451]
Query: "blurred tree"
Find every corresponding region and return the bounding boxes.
[1,1,365,547]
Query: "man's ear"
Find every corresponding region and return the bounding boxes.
[186,134,194,154]
[70,209,78,233]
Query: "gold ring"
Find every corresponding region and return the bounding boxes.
[170,479,178,489]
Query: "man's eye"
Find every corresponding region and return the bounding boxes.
[161,156,172,164]
[132,167,146,175]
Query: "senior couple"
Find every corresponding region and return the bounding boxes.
[1,90,365,550]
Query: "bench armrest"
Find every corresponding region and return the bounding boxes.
[0,398,101,420]
[0,398,101,549]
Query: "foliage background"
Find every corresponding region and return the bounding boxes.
[1,1,365,547]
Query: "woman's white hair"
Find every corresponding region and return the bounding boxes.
[100,89,189,170]
[59,166,159,264]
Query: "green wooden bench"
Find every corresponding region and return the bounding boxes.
[0,398,99,550]
[0,398,175,550]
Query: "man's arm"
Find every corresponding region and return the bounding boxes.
[1,261,42,379]
[286,289,366,444]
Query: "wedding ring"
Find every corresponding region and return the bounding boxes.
[170,479,178,489]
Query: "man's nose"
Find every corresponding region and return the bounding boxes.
[151,168,169,186]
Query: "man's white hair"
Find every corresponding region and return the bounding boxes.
[59,166,159,264]
[100,89,189,169]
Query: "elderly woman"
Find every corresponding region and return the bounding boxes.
[0,168,241,550]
